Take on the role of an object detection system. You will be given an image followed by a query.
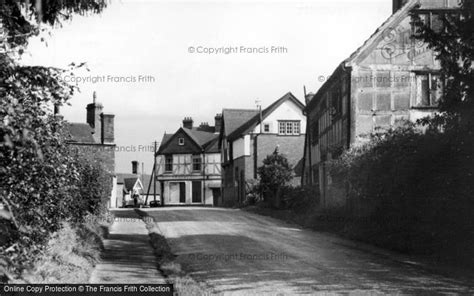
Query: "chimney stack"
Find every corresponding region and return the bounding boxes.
[101,114,115,144]
[86,92,103,143]
[132,161,138,174]
[214,113,222,134]
[183,117,193,129]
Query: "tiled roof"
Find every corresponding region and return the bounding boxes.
[116,173,137,184]
[227,92,304,141]
[141,174,159,195]
[160,133,174,148]
[157,128,219,155]
[182,128,217,147]
[123,177,140,193]
[222,109,259,136]
[65,123,95,143]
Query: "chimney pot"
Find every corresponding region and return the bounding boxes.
[183,117,194,129]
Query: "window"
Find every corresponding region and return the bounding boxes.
[413,11,460,36]
[178,138,184,146]
[165,156,173,172]
[330,87,342,117]
[415,73,443,107]
[278,121,301,135]
[192,156,202,172]
[263,123,270,133]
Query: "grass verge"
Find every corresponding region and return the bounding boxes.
[135,209,212,296]
[9,213,112,283]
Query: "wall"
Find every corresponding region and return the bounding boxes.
[253,100,307,134]
[232,135,251,159]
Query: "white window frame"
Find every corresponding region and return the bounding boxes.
[178,138,185,146]
[278,121,301,136]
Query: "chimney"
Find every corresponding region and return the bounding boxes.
[393,0,408,14]
[101,113,115,144]
[132,161,138,174]
[305,93,315,105]
[214,113,222,134]
[183,117,193,129]
[86,91,103,143]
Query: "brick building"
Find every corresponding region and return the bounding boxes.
[156,116,222,206]
[65,92,116,207]
[302,0,459,208]
[219,92,306,206]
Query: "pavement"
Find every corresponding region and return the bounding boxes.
[89,210,166,284]
[142,207,474,295]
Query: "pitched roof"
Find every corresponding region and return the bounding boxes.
[222,109,259,136]
[157,128,219,155]
[227,92,305,141]
[307,0,419,111]
[116,173,137,184]
[65,123,95,143]
[141,174,159,195]
[123,177,142,193]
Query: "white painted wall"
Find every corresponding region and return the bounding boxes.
[253,100,306,134]
[232,135,251,159]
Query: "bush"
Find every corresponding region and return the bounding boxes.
[281,185,320,214]
[257,151,293,208]
[328,122,474,264]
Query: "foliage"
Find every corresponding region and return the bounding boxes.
[1,0,107,49]
[0,0,110,281]
[328,123,474,263]
[412,1,474,129]
[281,185,320,214]
[257,151,293,208]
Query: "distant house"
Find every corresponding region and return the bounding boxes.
[301,0,457,208]
[156,115,222,206]
[116,161,159,207]
[64,92,116,208]
[219,92,306,206]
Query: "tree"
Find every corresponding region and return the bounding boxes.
[412,1,474,130]
[0,0,108,279]
[257,149,293,208]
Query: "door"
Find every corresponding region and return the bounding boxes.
[169,183,179,204]
[179,182,186,203]
[192,181,202,203]
[212,188,221,206]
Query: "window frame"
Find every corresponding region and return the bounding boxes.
[263,123,270,133]
[278,120,301,136]
[192,155,202,172]
[165,155,173,172]
[178,138,185,146]
[414,72,443,108]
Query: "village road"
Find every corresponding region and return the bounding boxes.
[142,207,473,295]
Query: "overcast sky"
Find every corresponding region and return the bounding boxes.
[21,0,391,174]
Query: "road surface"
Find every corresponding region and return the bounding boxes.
[143,207,473,295]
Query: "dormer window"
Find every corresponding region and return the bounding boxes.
[178,138,185,146]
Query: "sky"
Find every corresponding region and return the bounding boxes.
[21,0,392,174]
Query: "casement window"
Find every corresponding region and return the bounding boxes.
[415,73,443,108]
[165,156,173,172]
[192,156,202,172]
[263,123,270,133]
[414,11,460,36]
[278,121,301,135]
[178,138,185,146]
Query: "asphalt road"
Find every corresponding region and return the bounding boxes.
[143,207,473,295]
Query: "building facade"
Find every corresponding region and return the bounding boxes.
[156,116,222,206]
[65,92,117,207]
[220,92,306,206]
[302,0,459,208]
